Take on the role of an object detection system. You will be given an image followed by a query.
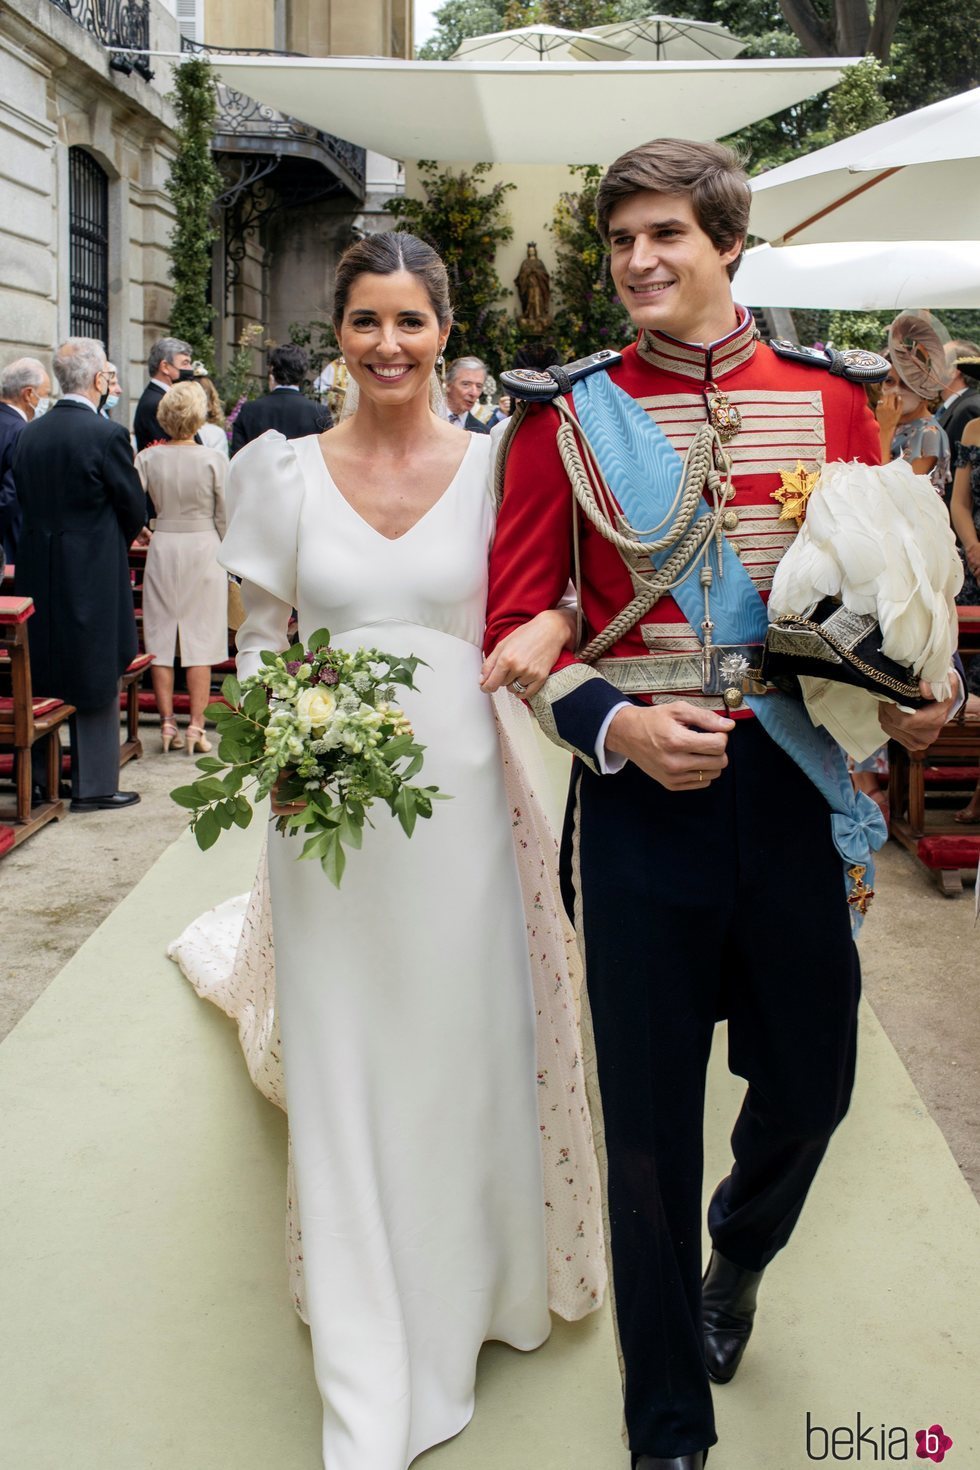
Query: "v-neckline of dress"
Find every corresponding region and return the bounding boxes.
[313,433,476,543]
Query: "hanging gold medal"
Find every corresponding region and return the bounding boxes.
[706,391,742,443]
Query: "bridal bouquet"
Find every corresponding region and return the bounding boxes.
[171,629,446,885]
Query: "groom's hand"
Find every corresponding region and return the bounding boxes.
[878,675,961,753]
[605,701,734,791]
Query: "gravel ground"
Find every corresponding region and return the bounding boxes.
[2,718,977,1199]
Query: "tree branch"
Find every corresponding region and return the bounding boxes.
[778,0,837,55]
[868,0,905,60]
[833,0,871,55]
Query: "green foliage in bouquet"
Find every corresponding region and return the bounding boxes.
[171,630,448,887]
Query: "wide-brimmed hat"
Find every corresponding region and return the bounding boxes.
[885,313,948,399]
[955,355,980,382]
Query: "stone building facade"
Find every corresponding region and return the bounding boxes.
[0,0,408,418]
[0,0,184,424]
[193,0,409,371]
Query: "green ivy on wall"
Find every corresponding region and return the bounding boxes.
[165,58,222,369]
[548,164,633,363]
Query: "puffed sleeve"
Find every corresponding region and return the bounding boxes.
[219,430,304,605]
[220,431,304,681]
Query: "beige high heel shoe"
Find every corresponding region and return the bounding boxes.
[186,725,212,755]
[161,718,184,753]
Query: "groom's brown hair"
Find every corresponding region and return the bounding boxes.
[596,138,751,280]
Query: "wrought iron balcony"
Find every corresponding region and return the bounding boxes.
[49,0,153,78]
[180,39,366,201]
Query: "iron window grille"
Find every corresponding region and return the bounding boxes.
[69,148,110,348]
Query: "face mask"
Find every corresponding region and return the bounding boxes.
[31,396,51,418]
[176,368,196,383]
[104,393,120,411]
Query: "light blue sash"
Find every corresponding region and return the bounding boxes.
[573,369,886,928]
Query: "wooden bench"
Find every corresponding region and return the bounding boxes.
[0,596,75,842]
[886,607,980,895]
[119,652,155,764]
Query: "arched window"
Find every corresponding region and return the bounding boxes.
[69,148,109,345]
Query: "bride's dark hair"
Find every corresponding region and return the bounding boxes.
[332,232,452,328]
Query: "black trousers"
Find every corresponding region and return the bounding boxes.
[32,692,121,799]
[564,718,860,1458]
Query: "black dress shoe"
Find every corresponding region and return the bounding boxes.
[633,1453,706,1469]
[702,1248,765,1384]
[70,791,141,812]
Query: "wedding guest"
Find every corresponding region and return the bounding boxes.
[100,361,122,419]
[874,313,950,493]
[190,362,230,457]
[443,356,491,432]
[14,337,144,811]
[948,355,980,822]
[136,380,227,755]
[861,314,951,803]
[1,356,50,565]
[230,345,332,454]
[134,337,193,451]
[936,339,980,499]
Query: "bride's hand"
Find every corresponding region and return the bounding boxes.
[480,608,576,698]
[270,771,308,816]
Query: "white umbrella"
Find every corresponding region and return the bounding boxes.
[749,86,980,244]
[206,54,851,166]
[451,25,632,63]
[737,240,980,310]
[586,13,745,61]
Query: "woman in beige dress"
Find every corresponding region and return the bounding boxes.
[136,380,228,753]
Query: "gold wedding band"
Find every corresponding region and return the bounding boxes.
[698,770,704,782]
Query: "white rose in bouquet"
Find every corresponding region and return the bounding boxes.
[295,684,338,734]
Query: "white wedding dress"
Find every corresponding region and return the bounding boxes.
[170,430,604,1470]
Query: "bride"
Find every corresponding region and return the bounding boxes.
[170,232,604,1470]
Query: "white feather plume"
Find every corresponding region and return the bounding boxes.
[769,457,964,699]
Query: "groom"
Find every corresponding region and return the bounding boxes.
[484,138,962,1468]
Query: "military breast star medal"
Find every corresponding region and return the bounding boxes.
[772,461,819,525]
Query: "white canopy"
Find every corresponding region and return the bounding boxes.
[451,25,632,63]
[749,87,980,244]
[737,240,980,310]
[206,54,851,166]
[586,14,746,61]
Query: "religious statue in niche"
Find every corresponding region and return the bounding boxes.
[515,243,552,334]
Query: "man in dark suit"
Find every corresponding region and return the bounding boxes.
[230,344,333,455]
[444,356,491,433]
[133,336,193,452]
[0,357,51,566]
[14,337,147,812]
[936,339,980,501]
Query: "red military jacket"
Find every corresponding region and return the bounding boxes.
[484,312,882,769]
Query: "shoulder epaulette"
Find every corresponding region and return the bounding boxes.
[769,339,889,385]
[499,348,622,402]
